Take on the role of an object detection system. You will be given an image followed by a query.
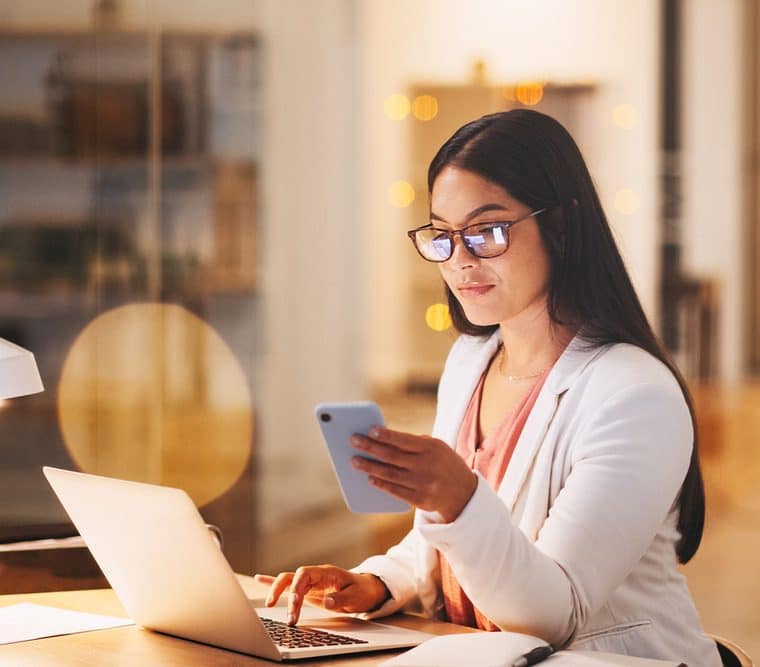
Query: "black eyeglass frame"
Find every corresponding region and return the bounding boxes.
[406,207,547,263]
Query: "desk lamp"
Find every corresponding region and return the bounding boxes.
[0,337,44,400]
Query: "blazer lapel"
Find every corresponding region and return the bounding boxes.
[497,334,607,510]
[434,332,501,447]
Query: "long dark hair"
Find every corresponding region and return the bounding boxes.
[428,109,704,564]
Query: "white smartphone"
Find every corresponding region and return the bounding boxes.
[315,401,410,514]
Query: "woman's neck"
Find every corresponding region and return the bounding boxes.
[497,305,576,376]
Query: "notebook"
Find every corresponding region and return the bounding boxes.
[42,466,431,660]
[380,632,686,666]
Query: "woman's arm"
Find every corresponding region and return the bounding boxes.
[417,381,693,646]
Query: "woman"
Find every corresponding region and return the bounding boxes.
[256,110,722,665]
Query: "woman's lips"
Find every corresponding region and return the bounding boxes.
[458,284,494,298]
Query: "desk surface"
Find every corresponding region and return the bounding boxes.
[0,576,472,666]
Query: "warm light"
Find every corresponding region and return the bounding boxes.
[501,86,517,102]
[384,94,410,120]
[425,304,452,332]
[613,104,638,129]
[516,82,544,106]
[614,189,639,215]
[57,303,253,506]
[0,399,7,410]
[412,95,439,121]
[388,181,415,208]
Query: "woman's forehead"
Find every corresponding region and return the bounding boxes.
[430,167,520,221]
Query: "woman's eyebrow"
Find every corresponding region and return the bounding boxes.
[430,203,511,224]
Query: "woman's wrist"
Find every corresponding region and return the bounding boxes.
[440,470,478,524]
[361,573,392,611]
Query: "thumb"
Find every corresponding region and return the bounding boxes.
[322,587,351,611]
[323,582,372,613]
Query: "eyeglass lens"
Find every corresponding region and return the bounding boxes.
[416,224,508,261]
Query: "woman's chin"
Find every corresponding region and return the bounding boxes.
[461,308,499,328]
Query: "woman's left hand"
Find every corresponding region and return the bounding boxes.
[350,427,477,523]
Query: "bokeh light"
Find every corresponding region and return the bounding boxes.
[388,180,416,208]
[57,303,253,506]
[412,94,439,121]
[614,188,639,215]
[516,82,544,106]
[613,104,639,129]
[425,303,452,332]
[384,93,410,120]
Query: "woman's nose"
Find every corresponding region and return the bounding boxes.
[447,235,476,268]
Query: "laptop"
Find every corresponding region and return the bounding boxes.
[42,466,431,661]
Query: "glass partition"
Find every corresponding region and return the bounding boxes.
[0,17,261,573]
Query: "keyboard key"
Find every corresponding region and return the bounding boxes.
[261,617,368,648]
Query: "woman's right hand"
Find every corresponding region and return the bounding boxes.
[253,565,390,626]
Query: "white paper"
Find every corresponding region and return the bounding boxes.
[0,603,133,644]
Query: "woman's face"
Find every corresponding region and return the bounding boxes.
[430,166,552,327]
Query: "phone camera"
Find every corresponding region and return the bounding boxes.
[320,413,332,422]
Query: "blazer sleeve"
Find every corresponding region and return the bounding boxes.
[349,523,432,618]
[415,380,693,646]
[347,336,478,618]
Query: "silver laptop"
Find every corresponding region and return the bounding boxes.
[43,466,430,660]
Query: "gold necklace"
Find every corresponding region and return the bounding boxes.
[498,346,548,382]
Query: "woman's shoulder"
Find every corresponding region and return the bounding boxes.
[569,340,685,408]
[441,333,685,398]
[590,341,679,386]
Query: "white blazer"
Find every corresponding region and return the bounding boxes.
[354,332,721,666]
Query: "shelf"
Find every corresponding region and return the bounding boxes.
[0,155,255,168]
[0,28,260,40]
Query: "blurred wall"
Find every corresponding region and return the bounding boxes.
[253,0,365,532]
[359,0,662,389]
[0,0,366,535]
[682,0,747,382]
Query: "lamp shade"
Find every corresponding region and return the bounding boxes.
[0,337,44,399]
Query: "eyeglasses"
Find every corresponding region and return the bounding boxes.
[407,208,547,262]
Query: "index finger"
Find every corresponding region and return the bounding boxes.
[288,567,328,624]
[365,426,430,453]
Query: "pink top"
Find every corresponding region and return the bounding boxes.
[438,356,551,631]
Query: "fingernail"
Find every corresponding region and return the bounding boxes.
[350,435,362,447]
[324,596,335,609]
[369,427,380,438]
[287,612,296,625]
[265,595,272,606]
[351,457,361,468]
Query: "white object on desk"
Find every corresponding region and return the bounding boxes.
[380,632,685,667]
[0,337,43,400]
[0,603,133,644]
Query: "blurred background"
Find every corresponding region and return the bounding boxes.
[0,0,758,656]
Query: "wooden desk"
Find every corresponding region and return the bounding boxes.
[0,576,473,665]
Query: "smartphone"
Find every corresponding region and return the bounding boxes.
[315,402,410,514]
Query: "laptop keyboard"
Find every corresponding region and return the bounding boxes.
[261,616,368,649]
